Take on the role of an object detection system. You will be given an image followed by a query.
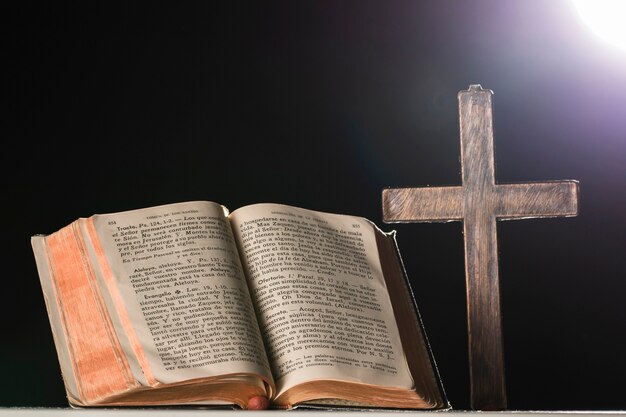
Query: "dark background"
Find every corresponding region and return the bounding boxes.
[4,0,626,411]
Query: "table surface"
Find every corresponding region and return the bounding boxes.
[1,409,626,417]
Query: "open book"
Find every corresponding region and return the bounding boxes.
[31,201,449,410]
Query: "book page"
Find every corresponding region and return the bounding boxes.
[90,201,272,386]
[229,203,414,397]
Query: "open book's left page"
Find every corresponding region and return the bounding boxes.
[32,201,274,407]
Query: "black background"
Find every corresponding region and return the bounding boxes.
[4,1,626,411]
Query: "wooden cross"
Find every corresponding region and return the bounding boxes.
[382,85,579,410]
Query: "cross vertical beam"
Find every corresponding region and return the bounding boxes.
[382,85,579,410]
[459,86,505,410]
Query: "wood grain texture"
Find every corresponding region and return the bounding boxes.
[382,85,579,410]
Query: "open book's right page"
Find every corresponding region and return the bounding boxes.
[230,203,436,408]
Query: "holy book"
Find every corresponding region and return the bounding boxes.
[31,201,449,410]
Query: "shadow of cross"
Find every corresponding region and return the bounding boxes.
[381,84,579,411]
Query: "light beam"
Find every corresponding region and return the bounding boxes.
[573,0,626,51]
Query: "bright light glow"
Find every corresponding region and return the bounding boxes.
[573,0,626,51]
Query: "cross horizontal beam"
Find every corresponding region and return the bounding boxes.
[382,181,578,222]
